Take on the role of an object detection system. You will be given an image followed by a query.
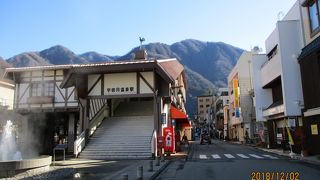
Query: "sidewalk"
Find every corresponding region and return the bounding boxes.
[103,145,190,180]
[228,140,320,165]
[102,158,170,180]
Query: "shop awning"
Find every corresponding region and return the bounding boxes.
[170,105,190,126]
[170,105,187,119]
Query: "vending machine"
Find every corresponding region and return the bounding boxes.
[163,127,174,154]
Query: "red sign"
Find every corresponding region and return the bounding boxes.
[157,136,164,149]
[163,127,174,153]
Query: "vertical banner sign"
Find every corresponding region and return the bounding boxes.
[163,127,174,153]
[233,79,240,117]
[161,113,167,124]
[233,79,239,107]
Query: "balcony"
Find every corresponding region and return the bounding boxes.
[27,96,54,104]
[261,53,281,87]
[262,101,284,117]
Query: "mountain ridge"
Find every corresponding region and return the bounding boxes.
[1,39,243,113]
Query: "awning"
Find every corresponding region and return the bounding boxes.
[298,35,320,61]
[170,105,189,125]
[170,105,187,119]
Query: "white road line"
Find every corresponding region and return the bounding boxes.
[211,154,221,159]
[224,154,235,158]
[237,154,249,158]
[199,155,208,159]
[249,154,264,159]
[262,154,279,159]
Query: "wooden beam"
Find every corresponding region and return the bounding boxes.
[88,93,154,99]
[138,72,155,93]
[88,75,102,95]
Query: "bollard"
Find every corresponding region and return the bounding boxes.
[148,160,153,172]
[137,166,143,180]
[121,174,128,180]
[160,154,165,162]
[155,156,160,166]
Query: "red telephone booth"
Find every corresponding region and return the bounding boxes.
[163,127,174,153]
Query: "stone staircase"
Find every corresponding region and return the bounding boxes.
[79,101,154,160]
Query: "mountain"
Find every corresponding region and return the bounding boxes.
[7,52,51,67]
[3,39,243,113]
[0,56,12,77]
[119,39,242,88]
[79,51,116,62]
[39,45,89,65]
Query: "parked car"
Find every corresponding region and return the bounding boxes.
[200,130,211,144]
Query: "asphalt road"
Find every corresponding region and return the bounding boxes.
[157,140,320,180]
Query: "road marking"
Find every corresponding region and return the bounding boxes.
[237,154,249,158]
[262,154,278,159]
[249,154,264,159]
[224,154,235,158]
[211,154,221,159]
[199,155,208,159]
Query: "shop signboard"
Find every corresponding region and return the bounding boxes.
[161,113,166,124]
[233,79,239,108]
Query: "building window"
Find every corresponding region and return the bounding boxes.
[31,83,42,96]
[31,82,55,97]
[200,105,203,108]
[199,99,203,102]
[206,104,210,107]
[44,83,55,96]
[206,98,210,102]
[308,0,320,33]
[200,110,204,114]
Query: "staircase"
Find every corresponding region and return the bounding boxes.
[79,101,154,159]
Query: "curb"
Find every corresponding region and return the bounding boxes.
[149,160,171,180]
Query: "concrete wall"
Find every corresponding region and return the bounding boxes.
[278,21,304,116]
[252,54,272,122]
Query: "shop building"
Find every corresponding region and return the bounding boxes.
[298,0,320,155]
[228,51,256,143]
[252,1,305,152]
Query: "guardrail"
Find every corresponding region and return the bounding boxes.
[89,104,108,136]
[74,131,86,158]
[150,129,157,155]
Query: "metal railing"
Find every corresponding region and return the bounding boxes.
[89,104,108,136]
[150,129,157,155]
[74,131,86,158]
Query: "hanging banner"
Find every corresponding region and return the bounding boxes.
[233,79,239,108]
[286,127,294,145]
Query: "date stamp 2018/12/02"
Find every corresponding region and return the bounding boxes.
[251,172,299,180]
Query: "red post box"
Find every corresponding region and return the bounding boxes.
[163,127,174,153]
[157,136,164,149]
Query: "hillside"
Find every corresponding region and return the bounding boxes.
[2,39,243,114]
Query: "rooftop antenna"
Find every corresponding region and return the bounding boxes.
[139,37,145,50]
[277,11,284,21]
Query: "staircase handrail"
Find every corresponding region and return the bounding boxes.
[74,130,86,157]
[89,103,108,136]
[150,129,157,155]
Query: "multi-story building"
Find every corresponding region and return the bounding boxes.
[214,88,229,139]
[197,95,214,125]
[5,55,187,159]
[228,51,255,142]
[298,0,320,155]
[252,1,305,152]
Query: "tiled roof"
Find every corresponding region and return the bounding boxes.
[5,64,73,72]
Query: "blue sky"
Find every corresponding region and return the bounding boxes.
[0,0,296,59]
